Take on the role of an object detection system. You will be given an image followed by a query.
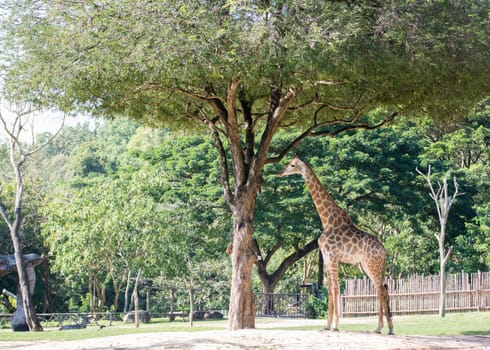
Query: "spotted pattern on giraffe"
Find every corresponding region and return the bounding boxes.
[278,156,394,335]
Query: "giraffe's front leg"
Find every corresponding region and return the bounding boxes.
[324,267,340,332]
[330,275,340,332]
[325,274,334,331]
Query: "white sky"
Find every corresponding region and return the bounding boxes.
[0,106,96,143]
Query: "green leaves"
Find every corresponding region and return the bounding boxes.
[4,0,490,121]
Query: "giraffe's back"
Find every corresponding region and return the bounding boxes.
[319,225,386,266]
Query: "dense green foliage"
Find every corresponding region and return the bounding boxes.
[3,1,490,121]
[1,103,489,313]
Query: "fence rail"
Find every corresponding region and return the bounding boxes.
[341,271,490,316]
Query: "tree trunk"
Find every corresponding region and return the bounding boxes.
[109,267,122,312]
[261,283,276,315]
[41,255,53,313]
[88,276,95,313]
[133,269,141,328]
[188,284,194,327]
[113,281,121,312]
[228,209,257,330]
[123,270,131,313]
[146,287,150,312]
[169,287,176,315]
[11,227,42,331]
[438,228,451,318]
[439,261,447,317]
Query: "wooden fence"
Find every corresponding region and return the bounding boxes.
[341,271,490,316]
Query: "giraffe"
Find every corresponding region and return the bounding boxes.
[278,156,393,335]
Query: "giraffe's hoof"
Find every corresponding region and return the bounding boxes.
[332,328,339,332]
[388,331,395,335]
[323,327,330,331]
[374,329,382,334]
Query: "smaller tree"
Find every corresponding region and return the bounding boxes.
[416,165,462,317]
[0,102,63,331]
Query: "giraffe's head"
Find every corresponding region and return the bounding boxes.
[278,156,307,177]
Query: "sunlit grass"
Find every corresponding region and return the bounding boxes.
[0,312,489,342]
[271,312,490,336]
[0,317,226,341]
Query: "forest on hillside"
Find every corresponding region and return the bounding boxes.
[1,104,488,314]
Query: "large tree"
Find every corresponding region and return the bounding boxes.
[3,1,490,329]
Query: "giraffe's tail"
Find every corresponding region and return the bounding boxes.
[384,284,392,317]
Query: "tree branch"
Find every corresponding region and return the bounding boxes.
[0,203,13,229]
[23,114,66,162]
[311,111,397,137]
[443,246,453,265]
[255,87,297,169]
[224,79,247,187]
[267,110,397,164]
[185,107,234,207]
[269,238,319,283]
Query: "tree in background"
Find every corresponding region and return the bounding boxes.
[417,166,462,317]
[0,103,63,331]
[420,101,490,271]
[3,1,490,329]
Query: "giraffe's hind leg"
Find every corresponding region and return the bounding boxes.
[384,284,394,335]
[374,283,394,335]
[374,284,385,334]
[363,259,393,335]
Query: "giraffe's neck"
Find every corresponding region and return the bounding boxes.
[302,164,352,230]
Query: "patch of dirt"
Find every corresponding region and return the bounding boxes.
[0,318,488,349]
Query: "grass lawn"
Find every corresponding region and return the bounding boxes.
[279,312,490,336]
[0,318,226,341]
[0,312,489,341]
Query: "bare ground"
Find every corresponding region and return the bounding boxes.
[0,318,489,350]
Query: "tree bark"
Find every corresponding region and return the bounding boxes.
[188,284,194,327]
[439,260,447,317]
[123,269,131,313]
[10,214,42,331]
[41,255,53,313]
[228,213,257,329]
[146,287,150,312]
[133,269,141,328]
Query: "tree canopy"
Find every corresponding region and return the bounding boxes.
[3,1,489,123]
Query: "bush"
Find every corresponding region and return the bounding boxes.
[306,287,328,319]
